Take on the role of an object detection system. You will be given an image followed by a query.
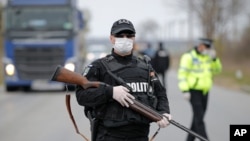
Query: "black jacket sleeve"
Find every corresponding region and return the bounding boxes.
[154,73,170,114]
[75,60,113,107]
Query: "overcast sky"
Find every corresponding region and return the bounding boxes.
[77,0,188,39]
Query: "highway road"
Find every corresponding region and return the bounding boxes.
[1,70,250,141]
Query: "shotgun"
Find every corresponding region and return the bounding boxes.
[51,65,209,141]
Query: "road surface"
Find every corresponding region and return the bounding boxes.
[0,70,249,141]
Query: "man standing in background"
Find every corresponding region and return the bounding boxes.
[153,41,170,87]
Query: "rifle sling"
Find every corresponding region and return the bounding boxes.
[65,94,90,141]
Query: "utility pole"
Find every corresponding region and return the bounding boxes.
[0,2,3,47]
[187,0,194,48]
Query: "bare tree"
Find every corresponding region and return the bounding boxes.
[137,19,159,41]
[171,0,246,39]
[189,0,223,38]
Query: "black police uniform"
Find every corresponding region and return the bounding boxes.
[76,49,170,141]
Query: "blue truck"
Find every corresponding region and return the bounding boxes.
[2,0,85,91]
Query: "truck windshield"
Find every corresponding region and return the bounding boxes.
[5,7,73,31]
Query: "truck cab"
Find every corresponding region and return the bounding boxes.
[2,0,84,91]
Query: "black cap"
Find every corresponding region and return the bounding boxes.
[111,19,136,35]
[199,38,213,48]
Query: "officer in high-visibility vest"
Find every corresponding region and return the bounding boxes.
[178,38,222,141]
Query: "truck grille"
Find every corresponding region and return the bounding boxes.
[14,47,65,80]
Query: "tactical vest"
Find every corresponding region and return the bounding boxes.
[97,55,155,127]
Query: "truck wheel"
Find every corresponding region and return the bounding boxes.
[6,86,19,92]
[23,86,31,92]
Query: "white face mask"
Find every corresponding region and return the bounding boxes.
[113,38,133,55]
[201,49,209,55]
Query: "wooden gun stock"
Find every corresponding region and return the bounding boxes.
[51,65,104,89]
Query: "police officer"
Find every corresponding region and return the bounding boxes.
[76,19,172,141]
[178,38,222,141]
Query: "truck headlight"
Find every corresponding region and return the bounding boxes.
[64,63,75,71]
[5,64,15,76]
[100,53,107,58]
[87,53,95,60]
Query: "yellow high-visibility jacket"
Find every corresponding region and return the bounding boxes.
[178,49,222,94]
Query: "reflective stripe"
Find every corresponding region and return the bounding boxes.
[178,78,187,82]
[191,69,203,73]
[180,67,204,73]
[179,67,190,71]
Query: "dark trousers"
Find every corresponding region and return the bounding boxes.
[95,125,148,141]
[158,71,167,87]
[96,135,148,141]
[187,89,209,141]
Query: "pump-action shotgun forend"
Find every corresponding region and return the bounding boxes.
[50,65,209,141]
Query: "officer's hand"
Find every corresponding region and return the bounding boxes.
[157,113,171,128]
[183,92,191,101]
[113,86,135,107]
[207,49,216,59]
